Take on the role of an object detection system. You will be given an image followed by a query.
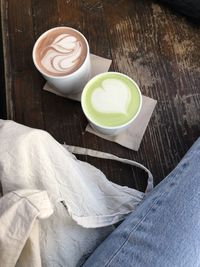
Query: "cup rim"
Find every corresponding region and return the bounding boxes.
[32,26,90,79]
[81,72,143,130]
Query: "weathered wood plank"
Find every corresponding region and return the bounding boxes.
[1,0,45,127]
[0,3,6,119]
[1,0,13,119]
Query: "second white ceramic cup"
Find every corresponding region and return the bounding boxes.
[32,27,91,95]
[81,72,142,135]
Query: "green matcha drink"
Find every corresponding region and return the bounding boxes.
[81,72,142,131]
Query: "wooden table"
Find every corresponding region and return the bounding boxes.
[1,0,200,191]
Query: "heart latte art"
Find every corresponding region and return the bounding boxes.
[82,73,141,127]
[91,79,131,115]
[35,28,87,76]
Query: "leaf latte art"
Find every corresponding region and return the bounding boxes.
[35,28,88,76]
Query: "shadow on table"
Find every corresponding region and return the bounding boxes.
[156,0,200,24]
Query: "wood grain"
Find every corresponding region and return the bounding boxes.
[0,3,6,119]
[1,0,200,191]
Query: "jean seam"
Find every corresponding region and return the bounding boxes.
[105,191,167,266]
[104,166,182,267]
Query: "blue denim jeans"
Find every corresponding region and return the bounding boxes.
[83,138,200,267]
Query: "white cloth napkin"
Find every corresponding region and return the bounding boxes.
[43,54,157,151]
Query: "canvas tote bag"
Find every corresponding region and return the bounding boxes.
[0,120,153,267]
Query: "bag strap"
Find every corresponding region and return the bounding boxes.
[65,145,153,193]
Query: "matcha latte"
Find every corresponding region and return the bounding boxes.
[81,72,142,135]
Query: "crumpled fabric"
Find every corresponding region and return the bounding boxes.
[0,120,145,267]
[0,190,53,267]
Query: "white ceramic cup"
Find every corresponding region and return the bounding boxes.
[32,27,91,95]
[81,72,142,135]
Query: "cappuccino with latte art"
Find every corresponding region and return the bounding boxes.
[33,27,91,94]
[35,28,87,77]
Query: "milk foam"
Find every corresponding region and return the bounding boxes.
[91,79,131,115]
[41,33,83,75]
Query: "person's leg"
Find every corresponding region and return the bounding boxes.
[83,138,200,267]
